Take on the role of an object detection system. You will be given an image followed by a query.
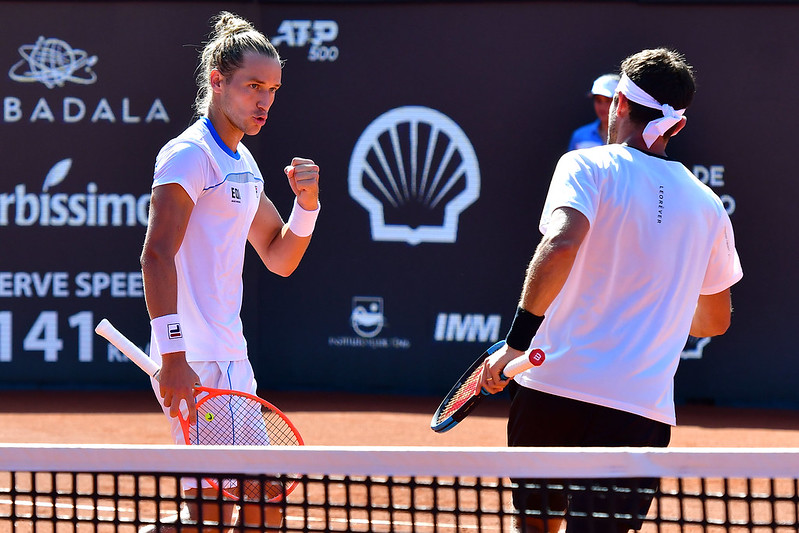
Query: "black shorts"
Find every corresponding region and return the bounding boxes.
[507,384,671,533]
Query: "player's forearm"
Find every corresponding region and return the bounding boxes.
[140,250,179,319]
[261,227,312,277]
[689,290,732,337]
[519,236,580,315]
[689,315,729,337]
[519,207,589,316]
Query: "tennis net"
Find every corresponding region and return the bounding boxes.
[1,444,798,532]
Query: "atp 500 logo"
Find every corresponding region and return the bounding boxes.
[271,20,339,62]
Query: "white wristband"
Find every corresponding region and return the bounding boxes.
[151,314,186,355]
[287,198,320,237]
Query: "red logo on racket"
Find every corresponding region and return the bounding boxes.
[529,349,545,366]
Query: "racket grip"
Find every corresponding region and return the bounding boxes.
[95,318,160,377]
[501,349,546,380]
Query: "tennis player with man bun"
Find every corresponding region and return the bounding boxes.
[480,48,743,533]
[139,11,319,532]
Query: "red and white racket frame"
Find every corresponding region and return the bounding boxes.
[95,318,303,502]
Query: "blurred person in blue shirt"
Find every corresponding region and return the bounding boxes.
[567,73,620,151]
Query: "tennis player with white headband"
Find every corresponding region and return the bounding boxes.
[480,48,742,533]
[615,73,686,149]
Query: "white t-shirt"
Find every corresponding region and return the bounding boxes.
[149,117,263,363]
[515,144,743,425]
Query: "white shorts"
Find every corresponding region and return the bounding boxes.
[150,359,258,445]
[150,360,258,491]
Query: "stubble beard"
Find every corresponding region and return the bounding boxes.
[607,115,617,144]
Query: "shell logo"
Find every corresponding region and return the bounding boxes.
[348,106,480,245]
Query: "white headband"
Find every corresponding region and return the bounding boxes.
[616,74,686,148]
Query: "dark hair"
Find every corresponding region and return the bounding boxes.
[620,48,696,129]
[194,11,281,117]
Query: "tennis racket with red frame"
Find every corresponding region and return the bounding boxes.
[95,318,302,502]
[430,340,545,433]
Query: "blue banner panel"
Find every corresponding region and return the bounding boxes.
[1,2,796,408]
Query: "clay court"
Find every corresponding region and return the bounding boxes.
[2,389,798,448]
[3,390,799,532]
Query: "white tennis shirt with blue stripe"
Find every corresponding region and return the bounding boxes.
[150,117,263,363]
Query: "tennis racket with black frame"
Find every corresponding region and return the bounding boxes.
[95,318,302,502]
[431,340,545,433]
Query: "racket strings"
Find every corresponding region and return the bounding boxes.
[190,394,299,446]
[263,410,301,446]
[188,393,298,501]
[436,368,483,423]
[218,477,287,502]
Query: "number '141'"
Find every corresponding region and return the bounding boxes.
[0,311,94,363]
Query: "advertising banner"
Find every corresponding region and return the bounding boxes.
[1,2,795,407]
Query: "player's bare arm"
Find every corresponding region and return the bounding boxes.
[140,183,201,422]
[518,207,590,315]
[481,207,590,393]
[248,158,319,277]
[690,289,732,338]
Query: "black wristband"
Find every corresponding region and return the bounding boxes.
[505,307,544,351]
